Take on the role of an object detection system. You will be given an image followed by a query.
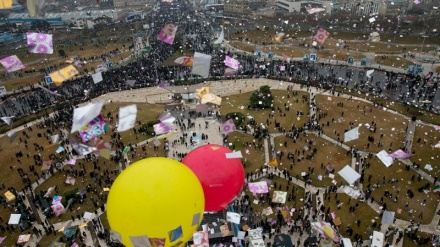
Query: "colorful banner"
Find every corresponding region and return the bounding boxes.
[174,56,193,67]
[311,221,340,242]
[0,55,25,72]
[282,53,290,63]
[224,56,239,70]
[70,135,97,156]
[221,119,236,136]
[79,115,108,142]
[49,65,79,86]
[117,104,137,132]
[157,23,178,45]
[272,191,287,203]
[26,32,53,54]
[192,52,212,77]
[248,181,269,193]
[313,28,330,45]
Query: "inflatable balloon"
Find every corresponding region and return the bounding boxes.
[107,157,205,247]
[182,144,245,212]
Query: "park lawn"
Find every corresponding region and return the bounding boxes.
[261,45,309,58]
[221,90,310,134]
[374,56,414,69]
[245,176,306,222]
[411,124,440,178]
[359,96,440,125]
[109,51,133,64]
[316,94,407,153]
[318,49,363,61]
[273,135,352,187]
[362,158,437,224]
[99,102,165,146]
[325,193,379,242]
[2,75,45,91]
[225,132,266,172]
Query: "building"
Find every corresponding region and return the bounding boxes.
[340,0,386,16]
[8,9,125,23]
[276,0,333,13]
[224,0,265,16]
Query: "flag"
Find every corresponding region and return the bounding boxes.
[174,56,193,66]
[0,116,14,126]
[71,101,104,133]
[0,55,25,72]
[221,119,236,136]
[66,158,77,165]
[389,149,413,159]
[157,23,178,45]
[49,65,79,86]
[27,32,53,54]
[313,28,330,45]
[272,191,287,203]
[200,93,222,105]
[307,7,325,14]
[79,115,108,142]
[0,0,12,9]
[117,105,137,132]
[226,212,240,224]
[224,56,239,70]
[266,159,278,167]
[157,81,170,88]
[282,53,290,63]
[122,146,130,155]
[69,135,97,156]
[344,127,359,142]
[433,186,440,193]
[192,52,212,77]
[92,72,103,84]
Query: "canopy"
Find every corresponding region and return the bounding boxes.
[342,238,353,247]
[381,211,395,225]
[338,165,360,185]
[4,191,15,202]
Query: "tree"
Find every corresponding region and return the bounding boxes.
[58,49,66,57]
[249,85,274,109]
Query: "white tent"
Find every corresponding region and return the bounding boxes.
[376,150,393,167]
[381,211,395,225]
[344,127,359,142]
[8,214,21,225]
[338,165,361,185]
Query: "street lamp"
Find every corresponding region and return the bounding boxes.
[421,35,428,54]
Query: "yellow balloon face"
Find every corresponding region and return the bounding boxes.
[107,157,205,247]
[322,225,335,239]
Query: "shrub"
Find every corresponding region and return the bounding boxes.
[225,112,245,126]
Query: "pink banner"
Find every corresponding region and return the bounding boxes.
[313,28,330,45]
[157,23,178,45]
[224,56,239,70]
[0,55,25,72]
[221,119,236,136]
[51,202,65,216]
[26,32,53,54]
[389,149,413,159]
[153,122,173,135]
[248,181,269,193]
[79,115,108,142]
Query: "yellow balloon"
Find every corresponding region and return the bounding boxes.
[107,157,205,247]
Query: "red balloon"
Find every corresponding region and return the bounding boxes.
[182,144,245,212]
